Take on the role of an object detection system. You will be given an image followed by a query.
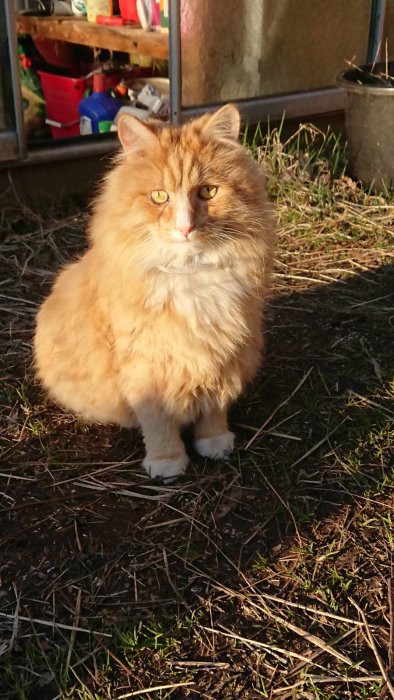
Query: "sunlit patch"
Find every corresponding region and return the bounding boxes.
[198,185,218,201]
[150,190,169,204]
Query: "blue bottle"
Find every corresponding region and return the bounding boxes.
[79,72,121,134]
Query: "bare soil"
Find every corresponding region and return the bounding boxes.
[1,129,394,699]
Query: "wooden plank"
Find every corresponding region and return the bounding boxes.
[16,14,168,60]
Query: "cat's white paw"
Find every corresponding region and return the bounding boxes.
[194,431,235,460]
[143,453,188,480]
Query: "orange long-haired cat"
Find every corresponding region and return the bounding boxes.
[34,105,275,479]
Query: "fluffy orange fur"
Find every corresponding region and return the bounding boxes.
[34,105,275,478]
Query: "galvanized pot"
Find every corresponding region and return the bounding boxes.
[337,61,394,191]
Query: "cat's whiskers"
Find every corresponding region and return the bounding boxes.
[212,231,265,289]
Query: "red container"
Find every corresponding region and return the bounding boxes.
[33,38,82,71]
[37,69,89,138]
[119,0,139,23]
[37,70,122,139]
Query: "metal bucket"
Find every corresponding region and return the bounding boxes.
[337,62,394,191]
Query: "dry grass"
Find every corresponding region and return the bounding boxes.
[0,124,393,699]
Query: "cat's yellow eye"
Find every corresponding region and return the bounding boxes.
[150,190,169,204]
[198,185,218,201]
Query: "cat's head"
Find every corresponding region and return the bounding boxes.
[98,105,268,268]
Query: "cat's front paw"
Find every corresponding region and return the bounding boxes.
[194,431,235,460]
[143,453,188,480]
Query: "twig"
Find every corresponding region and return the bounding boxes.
[74,480,181,501]
[202,625,336,670]
[0,473,37,481]
[98,640,135,678]
[208,579,355,667]
[306,674,383,683]
[350,597,394,700]
[8,587,20,652]
[389,573,394,669]
[257,468,303,548]
[174,660,229,668]
[0,612,111,637]
[347,391,394,417]
[247,590,369,628]
[251,602,353,666]
[245,367,313,449]
[272,675,383,695]
[349,292,394,309]
[74,519,82,553]
[64,588,82,678]
[288,417,347,470]
[287,630,355,680]
[117,682,194,698]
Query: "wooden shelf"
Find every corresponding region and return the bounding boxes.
[16,14,168,60]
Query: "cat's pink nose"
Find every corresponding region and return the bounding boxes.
[177,224,194,238]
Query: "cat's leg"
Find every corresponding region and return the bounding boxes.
[134,401,188,479]
[194,406,235,459]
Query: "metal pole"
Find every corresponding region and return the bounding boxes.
[366,0,387,64]
[4,0,26,158]
[169,0,181,124]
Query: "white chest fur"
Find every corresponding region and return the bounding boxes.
[148,259,249,327]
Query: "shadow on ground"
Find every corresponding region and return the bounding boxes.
[1,251,393,698]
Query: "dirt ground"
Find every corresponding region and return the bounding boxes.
[1,127,394,699]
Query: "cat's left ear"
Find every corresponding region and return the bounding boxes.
[117,114,159,155]
[202,104,241,143]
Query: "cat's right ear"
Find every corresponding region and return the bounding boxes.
[117,115,158,156]
[201,104,241,143]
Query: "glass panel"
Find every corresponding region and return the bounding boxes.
[180,0,373,108]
